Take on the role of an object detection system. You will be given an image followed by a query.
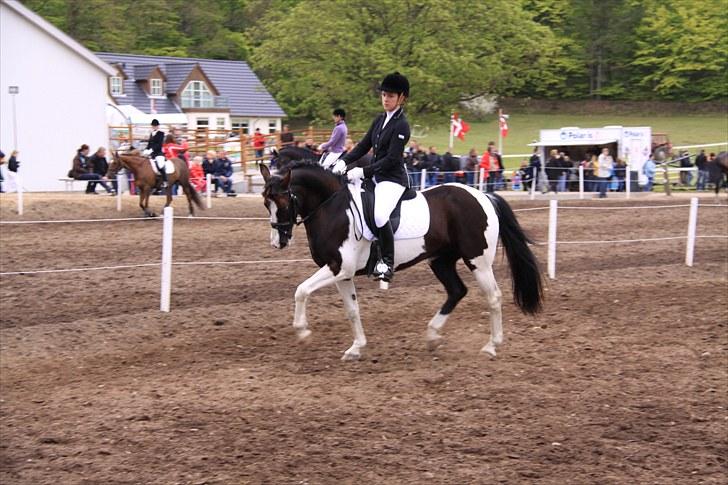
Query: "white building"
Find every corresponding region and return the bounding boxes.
[0,0,116,192]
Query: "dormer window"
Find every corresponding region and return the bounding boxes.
[181,81,213,108]
[150,78,163,96]
[110,76,123,95]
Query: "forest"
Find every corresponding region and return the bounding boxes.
[23,0,728,119]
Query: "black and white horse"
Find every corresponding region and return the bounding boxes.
[261,162,543,360]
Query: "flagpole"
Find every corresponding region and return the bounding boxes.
[449,112,454,151]
[497,108,502,155]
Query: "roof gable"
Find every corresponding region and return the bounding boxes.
[95,52,286,118]
[175,64,220,97]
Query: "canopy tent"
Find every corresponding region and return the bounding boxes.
[106,104,188,126]
[528,138,617,147]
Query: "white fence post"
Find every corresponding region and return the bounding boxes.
[530,169,537,200]
[578,165,584,199]
[16,171,23,216]
[116,180,122,212]
[478,168,485,192]
[206,173,212,209]
[160,206,174,312]
[421,169,427,190]
[548,199,558,280]
[685,197,698,267]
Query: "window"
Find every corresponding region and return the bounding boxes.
[216,117,225,130]
[110,76,123,95]
[232,118,248,135]
[181,81,213,108]
[196,118,209,129]
[150,78,163,96]
[268,120,277,133]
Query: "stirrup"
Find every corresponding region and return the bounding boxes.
[373,260,393,283]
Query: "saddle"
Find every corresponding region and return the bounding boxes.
[359,178,417,235]
[150,157,176,175]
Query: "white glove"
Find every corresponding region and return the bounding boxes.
[347,167,365,182]
[142,148,152,156]
[331,159,347,174]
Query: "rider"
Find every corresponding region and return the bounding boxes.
[319,108,348,170]
[340,72,411,284]
[145,119,166,188]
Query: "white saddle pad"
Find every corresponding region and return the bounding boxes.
[348,180,430,241]
[150,159,176,175]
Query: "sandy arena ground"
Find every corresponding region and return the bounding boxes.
[1,191,726,484]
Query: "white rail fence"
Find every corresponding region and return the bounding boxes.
[0,199,726,312]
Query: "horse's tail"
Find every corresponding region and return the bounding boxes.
[188,181,204,209]
[489,193,544,315]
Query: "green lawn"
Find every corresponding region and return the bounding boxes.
[405,113,728,169]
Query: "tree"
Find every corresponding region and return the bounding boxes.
[248,0,561,120]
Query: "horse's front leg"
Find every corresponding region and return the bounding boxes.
[165,180,173,207]
[335,278,366,361]
[293,264,350,341]
[140,188,153,217]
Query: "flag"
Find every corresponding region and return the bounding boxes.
[451,113,470,141]
[499,114,509,138]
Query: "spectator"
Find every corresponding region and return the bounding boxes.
[163,134,188,161]
[560,154,573,192]
[252,128,265,161]
[69,144,114,194]
[581,155,595,192]
[304,137,317,153]
[597,147,614,198]
[614,158,627,192]
[528,148,543,193]
[215,150,236,196]
[642,154,656,191]
[280,124,294,147]
[546,149,561,193]
[88,147,117,193]
[425,146,441,186]
[679,150,693,186]
[3,149,20,192]
[189,156,206,193]
[695,149,709,190]
[512,162,527,191]
[0,150,4,193]
[487,142,504,191]
[319,108,348,170]
[441,151,459,183]
[479,149,492,192]
[202,150,219,194]
[462,148,479,187]
[8,150,20,173]
[518,159,532,191]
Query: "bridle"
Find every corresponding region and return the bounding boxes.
[267,179,347,238]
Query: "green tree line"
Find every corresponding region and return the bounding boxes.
[24,0,727,120]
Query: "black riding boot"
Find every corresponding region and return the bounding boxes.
[374,221,395,283]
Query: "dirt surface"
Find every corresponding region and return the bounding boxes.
[1,191,727,484]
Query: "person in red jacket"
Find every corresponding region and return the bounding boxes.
[252,128,266,161]
[479,149,491,191]
[162,134,188,161]
[189,155,206,193]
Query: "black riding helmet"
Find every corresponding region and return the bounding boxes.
[379,72,409,98]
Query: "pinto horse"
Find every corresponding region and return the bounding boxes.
[261,162,543,361]
[108,150,203,217]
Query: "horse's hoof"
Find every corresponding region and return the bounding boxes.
[296,328,311,341]
[480,342,497,358]
[426,337,444,352]
[341,351,361,361]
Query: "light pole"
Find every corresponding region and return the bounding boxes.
[8,86,19,150]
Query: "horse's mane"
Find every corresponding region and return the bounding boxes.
[276,160,343,190]
[279,146,319,160]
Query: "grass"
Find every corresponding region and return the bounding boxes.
[402,113,728,169]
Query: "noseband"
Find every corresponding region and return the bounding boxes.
[269,184,346,236]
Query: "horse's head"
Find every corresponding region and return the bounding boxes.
[108,150,125,177]
[261,163,295,249]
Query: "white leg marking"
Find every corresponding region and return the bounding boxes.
[336,279,367,361]
[471,265,503,357]
[426,311,449,351]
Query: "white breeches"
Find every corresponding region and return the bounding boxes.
[374,181,405,228]
[320,152,342,170]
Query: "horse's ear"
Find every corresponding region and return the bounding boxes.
[260,162,271,181]
[271,148,278,157]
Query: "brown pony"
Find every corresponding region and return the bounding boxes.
[108,150,204,217]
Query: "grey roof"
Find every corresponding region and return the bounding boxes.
[133,64,157,80]
[97,52,286,118]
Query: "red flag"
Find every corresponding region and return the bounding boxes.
[499,114,509,138]
[451,113,470,141]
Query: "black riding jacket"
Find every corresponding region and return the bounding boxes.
[343,107,410,186]
[146,130,165,158]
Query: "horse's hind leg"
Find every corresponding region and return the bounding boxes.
[426,255,467,350]
[470,263,503,357]
[182,183,195,216]
[335,278,367,361]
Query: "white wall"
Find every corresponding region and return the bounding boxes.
[0,3,111,191]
